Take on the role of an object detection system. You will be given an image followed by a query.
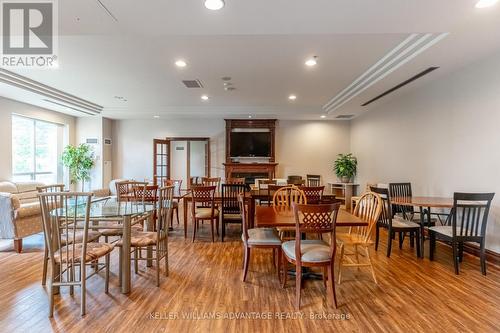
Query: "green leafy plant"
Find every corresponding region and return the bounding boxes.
[61,144,95,191]
[333,153,357,182]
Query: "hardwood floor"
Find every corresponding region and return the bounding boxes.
[1,218,500,333]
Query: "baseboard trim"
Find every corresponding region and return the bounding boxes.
[462,243,500,267]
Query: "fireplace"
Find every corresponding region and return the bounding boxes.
[231,172,268,185]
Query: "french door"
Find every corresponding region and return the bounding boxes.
[153,139,170,186]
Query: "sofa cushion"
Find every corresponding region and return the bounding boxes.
[16,182,45,193]
[0,181,17,194]
[16,202,41,218]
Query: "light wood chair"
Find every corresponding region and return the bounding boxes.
[273,185,307,240]
[39,191,114,317]
[202,177,221,191]
[116,186,173,286]
[239,194,282,282]
[191,186,219,242]
[163,179,182,226]
[282,202,341,309]
[337,191,383,284]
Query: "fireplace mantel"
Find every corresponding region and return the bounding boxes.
[223,162,278,180]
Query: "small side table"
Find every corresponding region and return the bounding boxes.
[328,183,359,212]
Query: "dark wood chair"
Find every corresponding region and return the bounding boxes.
[189,176,202,188]
[221,184,247,242]
[306,174,321,187]
[388,182,435,224]
[191,186,218,242]
[282,202,341,309]
[298,186,324,204]
[226,177,245,184]
[163,179,182,226]
[239,194,281,282]
[287,175,305,186]
[370,186,421,257]
[429,192,495,275]
[258,179,278,206]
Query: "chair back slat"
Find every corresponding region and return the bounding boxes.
[388,182,414,217]
[238,194,249,242]
[158,186,174,237]
[191,185,216,211]
[226,178,245,185]
[369,186,393,228]
[272,185,307,207]
[222,184,246,215]
[202,177,221,191]
[306,174,321,187]
[452,192,494,238]
[164,179,183,192]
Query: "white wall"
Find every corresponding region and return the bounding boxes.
[0,97,76,181]
[112,119,351,184]
[350,50,500,252]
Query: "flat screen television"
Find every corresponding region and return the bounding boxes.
[230,132,271,157]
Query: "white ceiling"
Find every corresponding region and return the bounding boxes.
[2,0,500,120]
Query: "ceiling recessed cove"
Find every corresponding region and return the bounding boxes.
[323,32,448,114]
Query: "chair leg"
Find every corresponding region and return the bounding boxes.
[375,225,380,251]
[105,253,110,293]
[415,231,421,258]
[221,221,225,242]
[429,231,435,261]
[386,230,393,258]
[134,248,139,274]
[322,266,328,288]
[338,244,344,284]
[458,242,464,263]
[165,238,169,277]
[118,248,123,287]
[409,233,415,248]
[328,263,337,309]
[242,247,250,282]
[398,232,404,250]
[365,246,377,284]
[295,264,302,310]
[192,220,197,243]
[452,242,460,275]
[42,246,48,286]
[175,207,180,225]
[272,248,276,269]
[281,253,288,289]
[80,261,87,316]
[277,248,282,283]
[156,244,161,287]
[480,240,487,275]
[48,279,54,318]
[210,221,215,243]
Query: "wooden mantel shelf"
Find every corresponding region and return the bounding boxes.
[223,162,278,180]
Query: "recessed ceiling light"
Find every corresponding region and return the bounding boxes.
[201,95,209,101]
[248,115,252,119]
[320,115,326,119]
[476,0,498,8]
[288,95,297,100]
[205,0,225,10]
[175,60,187,68]
[305,56,318,67]
[153,115,160,119]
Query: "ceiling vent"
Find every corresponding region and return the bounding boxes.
[182,80,204,88]
[362,67,439,106]
[0,68,103,115]
[323,32,448,114]
[335,115,355,119]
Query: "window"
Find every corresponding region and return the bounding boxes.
[12,115,64,184]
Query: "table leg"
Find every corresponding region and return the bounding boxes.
[121,215,131,294]
[146,213,153,267]
[419,207,425,259]
[183,197,188,239]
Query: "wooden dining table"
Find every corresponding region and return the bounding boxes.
[391,196,454,258]
[254,205,367,228]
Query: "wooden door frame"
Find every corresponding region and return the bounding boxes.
[164,137,211,181]
[153,139,171,185]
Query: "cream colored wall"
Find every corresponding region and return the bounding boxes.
[112,119,351,184]
[0,97,76,181]
[350,50,500,252]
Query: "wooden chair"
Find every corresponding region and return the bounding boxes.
[226,177,245,184]
[116,186,173,286]
[202,177,221,191]
[258,179,278,206]
[370,186,421,257]
[282,202,341,309]
[221,184,247,242]
[115,181,148,203]
[191,186,219,242]
[239,194,282,282]
[38,191,114,317]
[429,192,495,275]
[189,176,202,188]
[306,174,321,187]
[287,175,305,186]
[337,192,382,284]
[164,179,182,226]
[298,186,325,204]
[273,186,307,240]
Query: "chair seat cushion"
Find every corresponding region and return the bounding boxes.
[117,231,161,247]
[54,242,114,263]
[195,208,219,219]
[392,217,420,229]
[282,240,331,262]
[223,213,242,220]
[243,228,281,246]
[429,225,471,238]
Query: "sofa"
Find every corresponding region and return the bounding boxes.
[0,181,46,252]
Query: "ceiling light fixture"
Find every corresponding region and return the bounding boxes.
[305,56,318,67]
[288,95,297,100]
[201,95,209,101]
[205,0,225,10]
[153,115,160,119]
[320,115,326,119]
[248,115,252,119]
[175,60,187,68]
[475,0,498,8]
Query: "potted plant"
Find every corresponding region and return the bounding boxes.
[61,144,95,191]
[333,153,357,183]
